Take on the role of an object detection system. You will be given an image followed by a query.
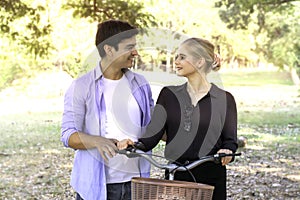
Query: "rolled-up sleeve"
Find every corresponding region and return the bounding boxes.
[61,80,86,147]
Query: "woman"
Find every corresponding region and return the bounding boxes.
[118,37,238,200]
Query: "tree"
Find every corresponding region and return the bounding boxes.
[0,0,158,89]
[215,0,300,69]
[215,0,298,30]
[63,0,157,28]
[0,0,54,89]
[0,0,52,59]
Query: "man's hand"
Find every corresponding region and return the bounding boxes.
[95,137,119,162]
[68,132,119,162]
[217,149,233,166]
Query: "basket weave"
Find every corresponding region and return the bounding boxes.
[131,177,214,200]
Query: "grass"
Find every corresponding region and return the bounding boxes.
[0,112,62,153]
[238,110,300,126]
[0,112,74,199]
[220,69,294,86]
[238,124,299,154]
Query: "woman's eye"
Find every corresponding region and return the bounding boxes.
[175,55,186,60]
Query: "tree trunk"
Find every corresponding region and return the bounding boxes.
[290,67,300,85]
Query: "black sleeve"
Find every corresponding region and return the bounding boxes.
[139,87,168,151]
[221,92,238,152]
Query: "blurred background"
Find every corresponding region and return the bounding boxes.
[1,0,299,91]
[0,0,299,199]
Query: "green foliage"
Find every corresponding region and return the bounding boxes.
[215,0,300,68]
[0,0,158,89]
[264,11,300,68]
[215,0,297,30]
[0,0,53,59]
[0,37,36,90]
[1,0,299,90]
[64,0,157,28]
[0,60,22,90]
[221,70,293,86]
[0,0,55,89]
[20,16,53,59]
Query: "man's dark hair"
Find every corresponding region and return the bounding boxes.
[95,20,138,58]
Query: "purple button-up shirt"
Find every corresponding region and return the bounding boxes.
[61,64,154,200]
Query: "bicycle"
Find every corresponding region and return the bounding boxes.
[117,142,241,200]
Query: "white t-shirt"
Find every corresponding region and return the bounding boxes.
[102,75,142,183]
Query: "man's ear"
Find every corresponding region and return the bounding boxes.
[103,44,113,57]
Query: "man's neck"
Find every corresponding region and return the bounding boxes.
[100,60,123,80]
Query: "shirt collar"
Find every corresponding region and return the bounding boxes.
[94,62,134,82]
[94,62,103,80]
[175,82,221,98]
[208,83,222,98]
[122,68,134,82]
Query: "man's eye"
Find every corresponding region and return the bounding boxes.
[126,46,135,51]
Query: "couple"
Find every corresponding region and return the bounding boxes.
[61,19,237,200]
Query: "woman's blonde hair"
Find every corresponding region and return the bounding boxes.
[182,38,221,73]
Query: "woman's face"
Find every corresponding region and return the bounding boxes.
[174,44,199,77]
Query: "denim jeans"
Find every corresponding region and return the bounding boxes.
[107,181,131,200]
[76,181,131,200]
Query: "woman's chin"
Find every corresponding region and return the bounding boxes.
[176,71,184,77]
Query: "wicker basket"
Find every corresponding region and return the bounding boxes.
[131,177,214,200]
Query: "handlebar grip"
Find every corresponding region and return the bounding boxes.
[118,141,147,153]
[133,141,147,151]
[213,152,242,164]
[216,152,241,157]
[123,145,135,152]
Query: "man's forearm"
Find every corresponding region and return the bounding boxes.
[68,132,99,150]
[68,131,119,161]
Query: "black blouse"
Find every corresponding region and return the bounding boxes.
[139,83,238,163]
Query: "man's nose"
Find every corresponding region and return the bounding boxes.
[131,49,139,56]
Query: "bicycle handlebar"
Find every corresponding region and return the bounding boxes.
[117,144,241,173]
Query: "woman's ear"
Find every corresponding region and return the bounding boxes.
[103,44,113,57]
[197,58,205,68]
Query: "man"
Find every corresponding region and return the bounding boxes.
[61,20,154,200]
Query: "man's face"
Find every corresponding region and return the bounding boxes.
[112,36,138,68]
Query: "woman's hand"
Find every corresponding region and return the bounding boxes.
[117,139,134,150]
[217,149,233,166]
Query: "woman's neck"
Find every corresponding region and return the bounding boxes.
[186,73,211,106]
[187,73,211,94]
